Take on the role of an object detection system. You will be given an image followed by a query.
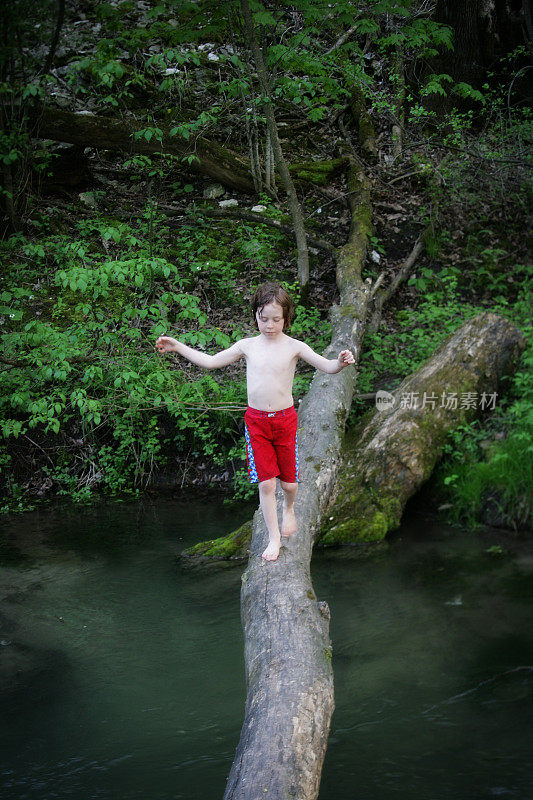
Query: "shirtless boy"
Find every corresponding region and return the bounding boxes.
[155,282,355,562]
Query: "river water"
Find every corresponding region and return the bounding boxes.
[0,496,531,800]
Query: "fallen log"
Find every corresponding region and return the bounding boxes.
[369,156,450,333]
[368,232,425,332]
[217,159,372,799]
[26,106,350,195]
[27,105,256,193]
[318,312,525,545]
[288,157,349,185]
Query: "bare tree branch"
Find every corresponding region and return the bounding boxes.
[41,0,66,75]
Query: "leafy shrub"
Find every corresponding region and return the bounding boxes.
[434,290,532,529]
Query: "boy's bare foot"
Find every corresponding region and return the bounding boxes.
[281,505,297,538]
[262,539,281,561]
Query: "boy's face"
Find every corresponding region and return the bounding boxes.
[256,300,286,338]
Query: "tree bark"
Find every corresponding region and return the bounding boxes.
[319,312,525,545]
[391,46,405,161]
[426,0,504,114]
[349,87,377,164]
[432,0,495,87]
[239,0,310,293]
[41,0,66,75]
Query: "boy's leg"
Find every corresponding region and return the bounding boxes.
[258,478,282,561]
[280,480,298,537]
[272,409,299,538]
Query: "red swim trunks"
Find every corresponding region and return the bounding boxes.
[244,405,300,484]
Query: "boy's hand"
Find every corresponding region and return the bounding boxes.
[337,349,355,368]
[155,335,179,354]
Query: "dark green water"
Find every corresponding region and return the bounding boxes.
[0,497,531,800]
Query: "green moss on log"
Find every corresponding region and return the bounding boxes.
[353,201,373,239]
[288,157,348,185]
[336,162,372,293]
[181,518,253,560]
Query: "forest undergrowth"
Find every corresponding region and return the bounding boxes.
[1,0,531,532]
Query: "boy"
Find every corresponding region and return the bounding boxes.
[155,282,355,562]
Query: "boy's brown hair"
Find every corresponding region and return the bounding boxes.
[251,282,295,330]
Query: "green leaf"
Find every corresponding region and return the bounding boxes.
[308,107,325,122]
[0,306,22,319]
[253,11,276,26]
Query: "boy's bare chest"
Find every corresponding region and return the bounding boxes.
[245,341,297,377]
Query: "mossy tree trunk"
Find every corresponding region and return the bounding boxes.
[221,159,372,800]
[319,312,525,545]
[349,87,377,164]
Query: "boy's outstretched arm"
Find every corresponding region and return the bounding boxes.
[298,342,355,374]
[156,336,243,370]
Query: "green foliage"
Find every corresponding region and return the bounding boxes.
[435,418,532,530]
[282,281,331,352]
[0,207,246,508]
[0,192,332,511]
[354,268,479,400]
[229,200,286,271]
[2,0,530,521]
[434,291,533,529]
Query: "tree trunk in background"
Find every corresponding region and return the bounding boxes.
[239,0,310,293]
[426,0,495,116]
[41,0,66,75]
[427,0,533,113]
[433,0,496,88]
[391,47,405,160]
[349,87,377,163]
